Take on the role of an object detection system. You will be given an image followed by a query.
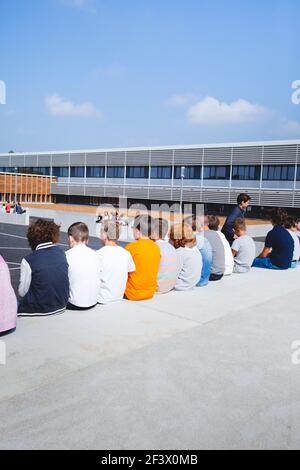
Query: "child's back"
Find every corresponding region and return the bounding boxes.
[97,245,135,303]
[232,234,256,273]
[156,240,179,294]
[0,255,17,334]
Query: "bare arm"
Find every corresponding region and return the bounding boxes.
[257,246,271,258]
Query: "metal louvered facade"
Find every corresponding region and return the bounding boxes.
[1,139,300,208]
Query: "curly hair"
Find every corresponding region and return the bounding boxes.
[27,219,60,250]
[269,208,288,227]
[169,222,196,249]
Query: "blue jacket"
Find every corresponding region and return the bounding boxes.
[221,206,245,245]
[18,243,69,315]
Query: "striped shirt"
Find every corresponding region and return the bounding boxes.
[156,240,180,294]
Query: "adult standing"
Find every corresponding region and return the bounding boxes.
[221,193,251,245]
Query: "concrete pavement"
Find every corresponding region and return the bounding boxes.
[1,266,300,449]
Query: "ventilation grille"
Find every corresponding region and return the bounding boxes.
[86,152,106,166]
[232,146,263,164]
[174,148,203,165]
[51,154,69,166]
[262,145,297,164]
[106,151,126,166]
[126,151,150,166]
[150,150,173,166]
[203,147,232,164]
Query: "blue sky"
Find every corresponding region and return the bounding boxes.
[0,0,300,152]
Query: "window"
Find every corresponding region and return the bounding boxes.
[31,167,50,176]
[232,165,261,180]
[297,167,300,181]
[174,166,201,179]
[262,165,295,181]
[150,166,172,179]
[203,166,230,179]
[52,167,69,177]
[86,166,105,178]
[70,167,84,178]
[126,166,149,178]
[107,166,124,178]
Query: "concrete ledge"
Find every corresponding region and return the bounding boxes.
[1,267,300,403]
[0,212,29,226]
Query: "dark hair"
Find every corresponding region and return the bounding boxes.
[284,216,296,230]
[295,218,300,225]
[68,222,89,243]
[207,215,220,231]
[270,208,288,226]
[133,215,153,237]
[153,217,169,239]
[237,193,251,205]
[233,217,246,233]
[27,219,60,250]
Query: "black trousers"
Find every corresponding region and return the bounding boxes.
[209,273,223,281]
[67,302,97,311]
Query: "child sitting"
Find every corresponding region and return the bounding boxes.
[231,218,256,273]
[169,222,202,291]
[0,255,17,335]
[66,222,101,310]
[151,217,179,294]
[18,219,69,316]
[97,221,135,304]
[125,215,160,301]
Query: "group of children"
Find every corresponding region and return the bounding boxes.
[1,193,300,337]
[1,201,26,214]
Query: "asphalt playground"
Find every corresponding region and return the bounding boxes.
[0,221,126,294]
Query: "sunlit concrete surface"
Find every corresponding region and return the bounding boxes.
[1,266,300,450]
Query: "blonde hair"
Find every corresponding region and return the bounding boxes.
[101,221,121,241]
[169,223,196,249]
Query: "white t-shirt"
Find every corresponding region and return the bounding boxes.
[97,245,136,304]
[66,244,101,308]
[216,231,234,275]
[288,230,300,261]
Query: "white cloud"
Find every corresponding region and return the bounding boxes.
[166,93,196,107]
[187,96,269,125]
[45,93,102,118]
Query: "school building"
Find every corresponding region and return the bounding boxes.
[1,139,300,212]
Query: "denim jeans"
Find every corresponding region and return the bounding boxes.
[252,257,282,270]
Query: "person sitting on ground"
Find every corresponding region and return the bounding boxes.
[231,218,256,273]
[169,222,202,291]
[210,215,234,275]
[150,217,179,294]
[125,215,160,301]
[66,222,100,310]
[18,219,69,316]
[185,215,213,287]
[15,201,26,215]
[252,208,294,270]
[203,215,226,281]
[221,193,251,245]
[295,218,300,240]
[5,201,11,214]
[97,221,135,304]
[0,255,17,336]
[284,217,300,267]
